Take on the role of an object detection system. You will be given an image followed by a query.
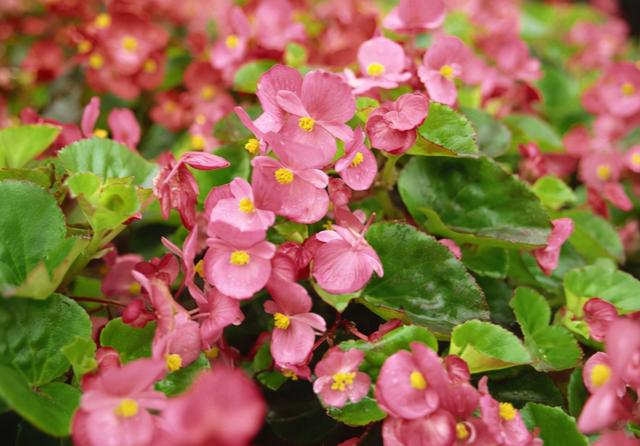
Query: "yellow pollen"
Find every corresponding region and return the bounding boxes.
[632,153,640,166]
[409,370,427,390]
[273,312,290,330]
[194,259,205,278]
[226,34,240,49]
[200,86,216,101]
[143,59,157,73]
[366,62,385,77]
[195,114,206,125]
[591,364,611,388]
[229,250,250,266]
[331,371,356,391]
[351,151,364,167]
[114,398,138,417]
[322,220,333,230]
[274,167,294,185]
[621,82,636,96]
[95,13,111,29]
[78,40,92,54]
[88,53,105,70]
[596,164,611,181]
[282,369,299,380]
[191,134,206,150]
[239,197,255,213]
[163,101,177,113]
[499,402,517,421]
[128,282,141,295]
[298,116,315,132]
[122,36,138,52]
[440,64,455,80]
[244,138,260,155]
[165,353,182,372]
[456,422,469,440]
[205,346,219,359]
[94,128,108,138]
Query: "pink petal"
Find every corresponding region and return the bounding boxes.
[301,70,355,123]
[271,320,315,366]
[276,90,308,116]
[180,152,230,170]
[81,97,100,138]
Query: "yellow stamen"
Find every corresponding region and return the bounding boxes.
[331,371,356,391]
[244,138,260,155]
[456,422,469,440]
[229,250,250,265]
[274,312,290,329]
[94,128,108,138]
[88,53,105,70]
[282,369,299,380]
[239,197,255,213]
[596,164,611,181]
[226,34,240,49]
[631,153,640,166]
[298,116,315,132]
[95,13,111,29]
[200,86,216,101]
[195,114,206,125]
[409,370,427,390]
[205,346,219,360]
[440,64,455,80]
[128,282,141,295]
[591,364,611,388]
[114,398,138,417]
[122,36,138,52]
[77,40,92,54]
[274,167,294,185]
[351,151,364,167]
[163,101,177,113]
[366,62,385,77]
[322,220,333,230]
[143,59,157,73]
[621,82,636,97]
[194,259,205,278]
[191,134,206,150]
[499,402,517,421]
[165,353,182,372]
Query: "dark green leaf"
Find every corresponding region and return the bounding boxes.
[461,107,511,157]
[100,318,156,363]
[325,396,386,427]
[488,369,564,408]
[568,367,588,417]
[562,210,624,264]
[461,245,509,279]
[504,114,563,153]
[193,144,250,204]
[520,403,588,446]
[0,125,60,168]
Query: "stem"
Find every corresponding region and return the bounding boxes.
[71,296,127,308]
[381,155,399,190]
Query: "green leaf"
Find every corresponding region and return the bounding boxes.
[0,125,60,168]
[504,114,563,153]
[520,403,588,446]
[362,223,489,336]
[0,166,54,188]
[0,294,91,385]
[532,176,577,211]
[568,367,588,417]
[461,245,509,279]
[487,369,564,408]
[355,97,379,123]
[0,181,67,295]
[312,279,358,312]
[325,396,386,427]
[562,210,624,263]
[0,365,80,437]
[409,102,479,157]
[57,138,158,187]
[155,354,209,396]
[284,43,308,67]
[511,287,582,371]
[461,107,511,157]
[100,318,156,363]
[61,336,97,379]
[233,60,277,93]
[398,156,551,248]
[193,144,250,204]
[339,325,438,380]
[449,320,531,373]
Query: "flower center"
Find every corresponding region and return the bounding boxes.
[114,398,138,418]
[632,153,640,167]
[229,250,250,265]
[366,62,385,77]
[409,370,427,390]
[95,13,111,29]
[331,371,356,391]
[244,138,260,155]
[144,59,157,73]
[226,34,240,49]
[591,363,611,388]
[274,167,294,185]
[351,152,364,167]
[191,134,206,150]
[165,353,182,372]
[194,259,205,278]
[128,281,141,295]
[596,164,611,181]
[200,85,216,100]
[88,53,105,70]
[93,128,108,138]
[456,422,469,440]
[621,82,636,96]
[499,402,517,421]
[78,40,92,54]
[440,64,455,80]
[205,346,219,359]
[239,198,255,213]
[298,116,315,132]
[163,101,177,113]
[273,312,290,329]
[122,36,138,52]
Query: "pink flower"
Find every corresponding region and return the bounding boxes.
[153,151,229,230]
[382,410,456,446]
[72,359,167,446]
[382,0,446,34]
[583,62,640,118]
[208,178,275,246]
[210,7,251,69]
[579,152,632,211]
[254,0,306,51]
[204,236,276,299]
[583,352,624,396]
[312,223,383,294]
[21,40,64,82]
[255,64,303,134]
[345,37,411,95]
[418,35,468,106]
[366,93,429,155]
[335,127,377,191]
[101,253,143,301]
[108,108,141,150]
[625,146,640,173]
[375,342,447,420]
[264,285,326,368]
[533,218,574,276]
[151,312,201,372]
[157,367,266,446]
[197,287,244,348]
[313,348,371,408]
[594,431,640,446]
[162,228,203,303]
[584,298,618,342]
[480,32,541,83]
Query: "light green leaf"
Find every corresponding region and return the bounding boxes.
[284,43,308,67]
[100,318,156,363]
[61,336,97,379]
[520,403,588,446]
[325,396,386,427]
[312,279,358,312]
[562,210,624,263]
[233,60,277,93]
[0,125,60,168]
[155,354,209,396]
[504,114,563,153]
[461,107,511,157]
[532,176,577,211]
[355,97,379,123]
